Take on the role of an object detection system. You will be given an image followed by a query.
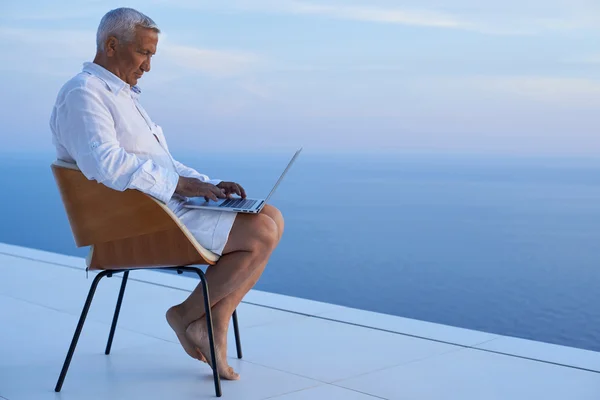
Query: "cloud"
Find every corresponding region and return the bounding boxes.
[4,10,101,21]
[422,75,600,107]
[0,27,262,79]
[0,26,270,118]
[157,0,479,31]
[0,27,94,51]
[261,1,466,29]
[158,0,600,35]
[0,0,138,21]
[8,0,598,36]
[475,76,600,101]
[0,28,95,77]
[237,79,273,99]
[159,42,261,78]
[564,54,600,64]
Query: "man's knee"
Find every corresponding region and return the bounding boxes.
[263,205,285,232]
[251,214,279,252]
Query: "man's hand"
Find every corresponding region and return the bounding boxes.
[175,176,227,202]
[217,181,247,199]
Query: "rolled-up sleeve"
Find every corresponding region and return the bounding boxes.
[173,160,222,187]
[55,87,179,203]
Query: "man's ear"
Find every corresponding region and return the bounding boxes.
[105,36,118,57]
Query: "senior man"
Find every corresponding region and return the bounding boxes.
[49,7,283,380]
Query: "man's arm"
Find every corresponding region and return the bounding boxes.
[173,161,246,198]
[55,87,179,203]
[172,160,222,187]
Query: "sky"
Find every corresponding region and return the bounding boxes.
[0,0,599,156]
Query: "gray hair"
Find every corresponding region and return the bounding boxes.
[96,7,160,51]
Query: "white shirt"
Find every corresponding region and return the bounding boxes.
[50,62,221,205]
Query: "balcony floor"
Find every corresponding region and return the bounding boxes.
[1,242,599,399]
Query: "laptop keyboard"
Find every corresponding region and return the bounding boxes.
[220,198,258,209]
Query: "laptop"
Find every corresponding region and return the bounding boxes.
[183,148,302,214]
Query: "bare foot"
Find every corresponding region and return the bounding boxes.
[185,317,240,380]
[166,306,207,363]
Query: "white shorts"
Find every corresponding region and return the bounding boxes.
[170,199,237,256]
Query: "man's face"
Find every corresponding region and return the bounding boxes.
[107,27,158,86]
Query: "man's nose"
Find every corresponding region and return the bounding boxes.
[141,57,151,72]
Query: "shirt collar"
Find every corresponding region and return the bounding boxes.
[82,62,142,96]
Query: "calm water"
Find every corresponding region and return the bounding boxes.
[1,152,599,351]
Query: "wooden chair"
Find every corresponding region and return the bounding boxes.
[51,160,241,398]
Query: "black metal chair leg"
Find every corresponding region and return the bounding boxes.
[232,310,243,359]
[55,269,114,392]
[183,266,222,398]
[105,270,129,355]
[55,266,236,397]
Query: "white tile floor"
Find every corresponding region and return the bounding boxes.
[336,348,600,400]
[0,243,599,399]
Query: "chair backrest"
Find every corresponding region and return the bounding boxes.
[51,162,175,247]
[51,161,219,268]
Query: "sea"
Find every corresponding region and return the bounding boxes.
[1,151,599,352]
